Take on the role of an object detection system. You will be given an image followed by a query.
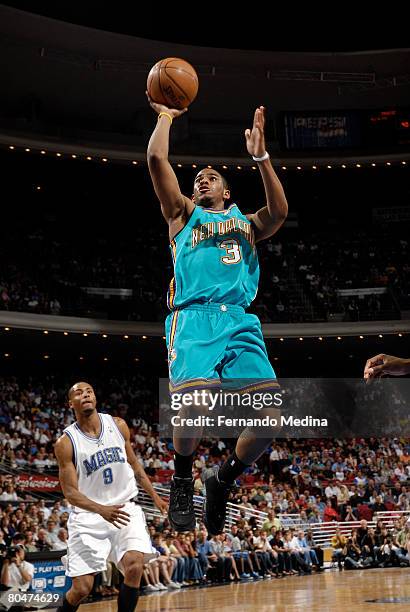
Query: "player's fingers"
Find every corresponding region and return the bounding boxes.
[244,129,251,141]
[370,365,385,376]
[113,516,130,526]
[116,511,130,520]
[367,354,386,368]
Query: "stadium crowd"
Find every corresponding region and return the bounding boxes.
[1,230,408,322]
[1,376,410,597]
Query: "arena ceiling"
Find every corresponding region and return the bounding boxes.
[0,3,409,155]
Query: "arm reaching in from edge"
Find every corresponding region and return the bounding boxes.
[364,353,410,381]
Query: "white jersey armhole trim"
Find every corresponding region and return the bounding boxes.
[110,415,125,442]
[64,430,77,469]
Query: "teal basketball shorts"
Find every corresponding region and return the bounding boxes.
[165,302,278,394]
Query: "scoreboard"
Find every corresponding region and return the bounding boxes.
[281,108,410,150]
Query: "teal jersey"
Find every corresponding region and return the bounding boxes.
[167,203,259,310]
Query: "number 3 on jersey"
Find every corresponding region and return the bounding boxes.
[103,467,113,485]
[219,238,242,264]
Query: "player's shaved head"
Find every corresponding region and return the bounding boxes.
[68,381,94,400]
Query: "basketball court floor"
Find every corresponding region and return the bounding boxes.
[65,568,410,612]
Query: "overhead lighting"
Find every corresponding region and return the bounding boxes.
[177,163,182,168]
[237,165,242,170]
[4,353,10,357]
[56,153,62,157]
[43,330,48,335]
[63,332,69,336]
[40,150,46,155]
[192,164,197,168]
[9,146,15,150]
[371,163,376,167]
[102,158,108,162]
[132,160,138,165]
[222,165,228,169]
[386,162,391,166]
[134,357,139,362]
[281,166,287,170]
[4,327,10,331]
[36,186,41,191]
[279,337,284,342]
[401,161,407,165]
[86,156,92,161]
[318,337,323,341]
[79,356,84,361]
[296,166,302,170]
[299,337,304,341]
[327,165,332,169]
[142,335,147,340]
[398,333,403,337]
[379,334,383,338]
[43,355,49,359]
[162,336,166,340]
[207,165,212,169]
[337,336,342,340]
[71,154,77,159]
[359,335,364,339]
[356,163,361,168]
[312,165,317,170]
[124,335,129,339]
[25,148,30,152]
[251,166,257,170]
[341,164,346,168]
[102,334,107,338]
[83,333,88,337]
[103,357,108,361]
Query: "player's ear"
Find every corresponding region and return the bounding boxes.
[191,193,196,202]
[223,189,231,201]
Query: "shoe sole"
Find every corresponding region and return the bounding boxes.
[168,514,196,532]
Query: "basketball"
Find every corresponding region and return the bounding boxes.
[147,57,199,109]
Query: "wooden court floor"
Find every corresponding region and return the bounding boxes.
[74,567,410,612]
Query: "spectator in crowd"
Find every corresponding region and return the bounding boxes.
[0,545,34,591]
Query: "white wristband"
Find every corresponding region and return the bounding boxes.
[252,151,269,162]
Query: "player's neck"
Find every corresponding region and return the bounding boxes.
[76,411,101,436]
[199,201,225,211]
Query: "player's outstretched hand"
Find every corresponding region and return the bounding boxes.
[245,106,266,158]
[153,494,168,515]
[146,91,188,119]
[99,504,131,528]
[364,353,410,381]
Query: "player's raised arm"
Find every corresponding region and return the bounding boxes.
[146,93,194,236]
[54,434,130,527]
[114,417,168,515]
[245,107,288,242]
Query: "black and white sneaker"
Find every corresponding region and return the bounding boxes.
[203,471,233,535]
[168,476,196,532]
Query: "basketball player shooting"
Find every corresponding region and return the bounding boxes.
[54,381,167,612]
[146,95,288,535]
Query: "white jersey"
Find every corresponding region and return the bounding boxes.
[64,413,138,512]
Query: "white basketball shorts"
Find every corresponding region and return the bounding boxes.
[63,502,157,577]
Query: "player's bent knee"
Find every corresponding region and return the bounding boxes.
[125,559,144,581]
[72,575,94,600]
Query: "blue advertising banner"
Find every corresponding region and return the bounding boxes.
[30,559,71,596]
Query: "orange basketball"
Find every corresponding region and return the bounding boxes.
[147,57,199,109]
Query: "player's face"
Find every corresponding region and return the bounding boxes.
[69,383,97,417]
[192,169,230,207]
